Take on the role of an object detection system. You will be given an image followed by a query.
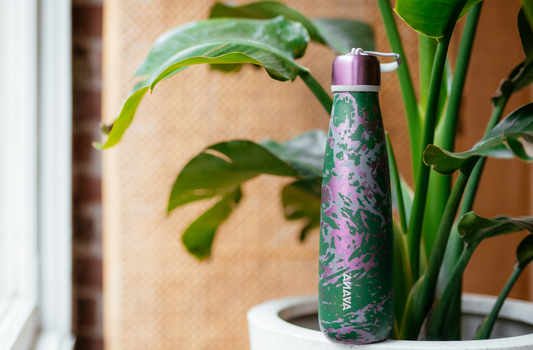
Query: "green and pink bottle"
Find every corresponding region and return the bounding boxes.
[319,48,400,344]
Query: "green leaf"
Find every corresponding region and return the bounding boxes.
[493,9,533,101]
[182,188,242,260]
[424,102,533,174]
[260,130,327,178]
[93,87,148,149]
[168,140,301,212]
[311,18,374,53]
[395,0,482,38]
[209,1,375,54]
[99,17,310,149]
[209,1,324,44]
[458,212,533,246]
[511,9,533,92]
[517,234,533,268]
[281,178,322,241]
[171,132,327,259]
[520,1,533,31]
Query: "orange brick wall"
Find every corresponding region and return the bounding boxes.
[72,0,104,349]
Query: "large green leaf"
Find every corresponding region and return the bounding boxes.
[96,17,310,149]
[182,188,242,259]
[260,130,326,178]
[281,178,322,241]
[209,1,323,43]
[209,1,375,54]
[168,140,302,212]
[395,0,482,38]
[311,18,374,53]
[168,132,327,258]
[424,102,533,174]
[458,212,533,246]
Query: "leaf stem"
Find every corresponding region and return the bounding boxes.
[422,244,476,340]
[387,133,408,233]
[458,91,512,215]
[435,4,483,335]
[407,35,453,281]
[446,88,513,269]
[473,265,523,339]
[377,0,421,179]
[299,71,332,115]
[396,157,479,339]
[421,157,478,305]
[440,2,483,152]
[400,156,477,340]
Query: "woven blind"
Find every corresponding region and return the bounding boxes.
[102,1,530,349]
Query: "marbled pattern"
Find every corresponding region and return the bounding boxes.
[318,92,393,344]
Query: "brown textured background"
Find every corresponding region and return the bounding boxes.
[100,1,532,349]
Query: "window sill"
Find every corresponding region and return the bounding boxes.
[34,331,74,350]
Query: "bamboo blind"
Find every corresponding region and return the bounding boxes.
[102,1,531,349]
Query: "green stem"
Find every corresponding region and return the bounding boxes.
[387,133,408,233]
[435,4,483,337]
[419,35,437,111]
[422,244,476,340]
[377,0,421,179]
[407,35,453,281]
[400,157,477,340]
[459,92,512,215]
[440,2,483,152]
[299,71,332,114]
[446,90,513,270]
[474,266,523,339]
[421,157,478,305]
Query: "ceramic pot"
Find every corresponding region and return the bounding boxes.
[248,294,533,349]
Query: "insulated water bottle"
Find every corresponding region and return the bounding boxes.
[318,48,400,344]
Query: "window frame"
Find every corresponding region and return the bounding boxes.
[0,0,74,349]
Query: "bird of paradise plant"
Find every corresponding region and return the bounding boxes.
[98,0,533,341]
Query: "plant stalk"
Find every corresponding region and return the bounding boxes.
[400,156,477,340]
[420,157,478,307]
[422,244,476,340]
[439,2,483,152]
[377,0,421,179]
[435,3,483,337]
[387,133,408,233]
[473,265,523,339]
[299,71,333,114]
[419,35,437,111]
[446,88,513,271]
[458,91,512,215]
[407,34,453,281]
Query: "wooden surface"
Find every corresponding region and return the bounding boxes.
[102,1,532,349]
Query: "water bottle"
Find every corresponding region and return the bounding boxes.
[318,48,400,344]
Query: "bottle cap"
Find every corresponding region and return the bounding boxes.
[331,48,401,92]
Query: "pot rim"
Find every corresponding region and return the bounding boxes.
[248,293,533,349]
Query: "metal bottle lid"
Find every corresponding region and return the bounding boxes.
[331,48,401,92]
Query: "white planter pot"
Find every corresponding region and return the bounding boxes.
[248,294,533,349]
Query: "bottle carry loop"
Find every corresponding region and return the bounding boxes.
[351,48,402,73]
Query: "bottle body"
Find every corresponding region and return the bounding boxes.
[318,91,393,344]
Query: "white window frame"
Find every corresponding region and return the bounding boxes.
[0,0,74,349]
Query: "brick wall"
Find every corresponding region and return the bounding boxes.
[72,0,104,349]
